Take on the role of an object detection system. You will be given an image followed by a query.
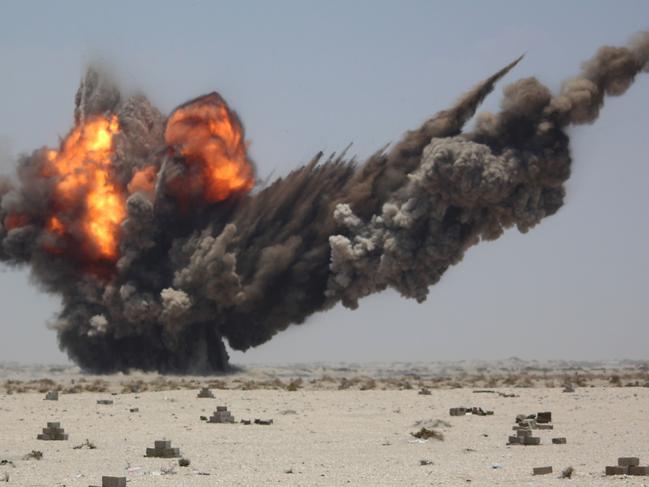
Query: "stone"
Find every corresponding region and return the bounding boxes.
[606,466,628,475]
[552,437,567,444]
[618,457,640,467]
[533,466,553,475]
[628,466,649,476]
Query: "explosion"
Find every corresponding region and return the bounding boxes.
[0,32,647,372]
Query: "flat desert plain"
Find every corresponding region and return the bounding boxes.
[1,361,648,486]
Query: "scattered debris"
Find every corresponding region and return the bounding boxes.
[562,385,575,393]
[280,409,297,415]
[178,458,190,467]
[450,406,493,416]
[419,459,433,466]
[497,392,519,398]
[73,439,96,449]
[412,419,451,429]
[37,422,68,441]
[197,387,214,398]
[240,419,251,425]
[145,440,181,458]
[560,466,575,479]
[418,388,431,395]
[129,407,139,413]
[411,428,444,441]
[160,464,177,475]
[199,415,207,421]
[22,451,42,461]
[97,399,114,405]
[254,418,273,425]
[0,461,13,469]
[208,406,235,423]
[533,466,553,475]
[0,473,8,482]
[472,390,495,394]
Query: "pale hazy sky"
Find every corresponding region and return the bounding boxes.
[0,1,647,365]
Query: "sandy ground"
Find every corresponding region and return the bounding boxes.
[1,385,649,486]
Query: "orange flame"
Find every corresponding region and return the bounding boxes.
[164,93,254,204]
[43,115,125,261]
[4,213,29,231]
[127,165,157,200]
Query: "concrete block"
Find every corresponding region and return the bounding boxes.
[523,436,540,445]
[533,466,553,475]
[216,406,228,412]
[606,466,628,475]
[516,429,532,438]
[155,440,171,450]
[552,437,567,444]
[536,411,552,423]
[47,422,60,429]
[618,457,640,467]
[536,424,553,430]
[45,391,58,400]
[102,477,127,487]
[449,407,466,416]
[628,466,649,476]
[97,399,113,405]
[145,448,157,457]
[507,436,520,445]
[197,388,214,398]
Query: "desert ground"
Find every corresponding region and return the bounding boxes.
[1,360,648,486]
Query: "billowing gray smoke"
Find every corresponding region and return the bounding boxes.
[1,33,647,372]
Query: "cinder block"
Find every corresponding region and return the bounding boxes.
[628,466,649,476]
[606,466,628,475]
[102,477,127,487]
[517,429,532,438]
[536,411,552,423]
[618,457,640,467]
[154,440,171,450]
[552,437,567,444]
[524,436,540,446]
[533,466,553,475]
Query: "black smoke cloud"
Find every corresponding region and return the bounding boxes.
[1,33,648,372]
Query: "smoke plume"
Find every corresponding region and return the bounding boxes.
[1,33,647,372]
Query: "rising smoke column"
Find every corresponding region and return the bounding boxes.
[0,33,647,372]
